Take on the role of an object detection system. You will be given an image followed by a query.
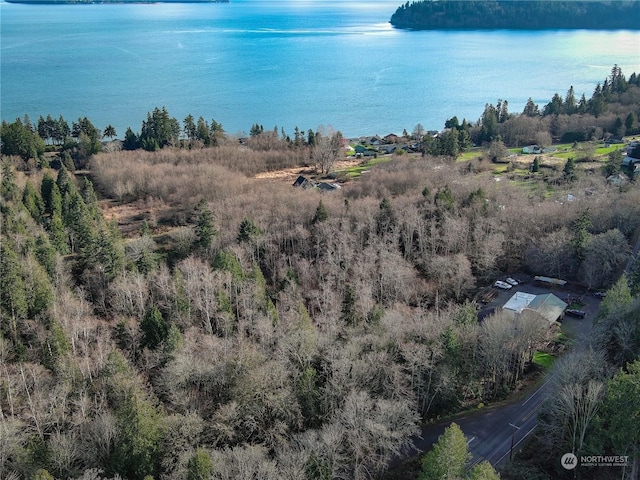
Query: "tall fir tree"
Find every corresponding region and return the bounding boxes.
[194,199,216,251]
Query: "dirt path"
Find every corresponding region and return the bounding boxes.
[253,158,363,182]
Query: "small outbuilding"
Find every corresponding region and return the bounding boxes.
[317,182,341,192]
[293,176,313,188]
[523,145,542,154]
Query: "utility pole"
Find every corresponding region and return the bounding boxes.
[509,423,521,460]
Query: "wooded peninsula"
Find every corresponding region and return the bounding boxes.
[390,1,640,30]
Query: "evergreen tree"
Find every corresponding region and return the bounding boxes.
[34,234,57,278]
[435,185,455,211]
[523,97,540,117]
[564,86,577,114]
[588,84,607,117]
[41,172,62,217]
[250,123,264,137]
[56,166,73,199]
[195,117,211,145]
[497,99,509,123]
[141,306,169,350]
[609,64,627,93]
[629,258,640,297]
[571,209,592,263]
[543,93,563,116]
[458,128,472,152]
[532,156,540,173]
[312,200,329,224]
[81,176,99,217]
[22,180,44,222]
[123,127,140,150]
[194,199,216,251]
[23,253,54,319]
[32,469,54,480]
[445,116,460,129]
[0,118,46,161]
[563,157,576,181]
[376,197,396,236]
[186,449,213,480]
[91,221,125,278]
[604,149,623,177]
[612,116,624,136]
[183,114,197,143]
[1,162,19,202]
[141,136,159,152]
[210,119,224,145]
[597,275,632,320]
[442,127,460,157]
[469,461,501,480]
[48,212,69,254]
[72,116,101,143]
[602,361,640,476]
[136,248,158,275]
[72,117,102,157]
[65,190,94,256]
[297,366,321,428]
[577,93,588,114]
[293,126,303,146]
[0,242,28,342]
[625,112,636,134]
[140,107,180,150]
[237,217,261,243]
[419,423,470,480]
[479,103,499,143]
[341,285,359,325]
[55,115,70,145]
[111,393,165,480]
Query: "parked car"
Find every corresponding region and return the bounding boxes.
[506,277,519,286]
[592,291,607,298]
[565,309,587,318]
[494,280,512,290]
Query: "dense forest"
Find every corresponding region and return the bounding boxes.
[1,68,640,479]
[390,1,640,30]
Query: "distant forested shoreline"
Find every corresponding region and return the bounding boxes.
[4,0,228,4]
[390,1,640,30]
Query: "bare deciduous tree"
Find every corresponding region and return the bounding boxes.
[539,349,608,456]
[312,127,342,174]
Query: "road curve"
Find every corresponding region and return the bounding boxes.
[389,278,605,476]
[393,376,551,472]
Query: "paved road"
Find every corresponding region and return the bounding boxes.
[401,377,551,471]
[390,278,602,474]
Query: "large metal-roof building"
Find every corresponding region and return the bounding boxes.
[503,291,567,325]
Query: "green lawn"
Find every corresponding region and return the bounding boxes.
[551,142,625,160]
[533,351,555,369]
[339,156,392,178]
[491,164,510,174]
[457,150,483,162]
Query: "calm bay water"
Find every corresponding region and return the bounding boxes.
[1,0,639,138]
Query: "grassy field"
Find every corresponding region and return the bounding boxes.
[533,351,555,369]
[338,155,392,177]
[337,138,628,181]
